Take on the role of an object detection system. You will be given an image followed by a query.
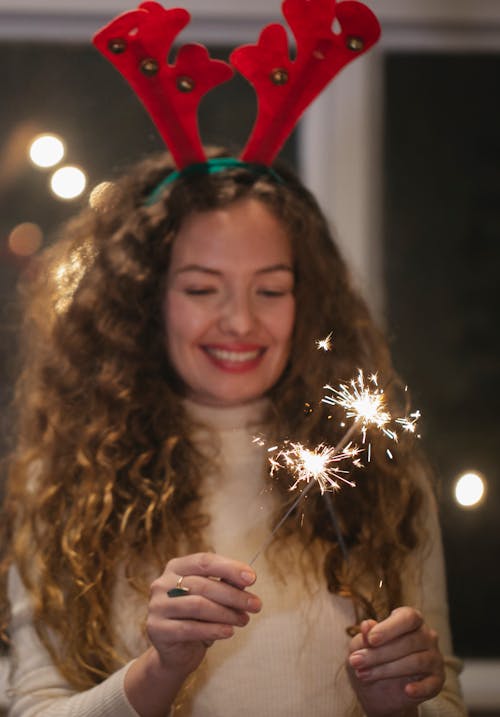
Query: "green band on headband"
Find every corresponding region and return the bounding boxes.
[145,158,283,206]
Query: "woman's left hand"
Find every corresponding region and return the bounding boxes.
[347,606,445,717]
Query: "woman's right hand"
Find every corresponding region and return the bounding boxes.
[146,552,261,676]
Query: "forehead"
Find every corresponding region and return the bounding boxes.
[169,198,293,271]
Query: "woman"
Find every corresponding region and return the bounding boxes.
[0,149,466,716]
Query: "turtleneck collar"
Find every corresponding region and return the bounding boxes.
[182,397,271,432]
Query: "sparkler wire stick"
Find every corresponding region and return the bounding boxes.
[249,420,359,565]
[323,492,349,564]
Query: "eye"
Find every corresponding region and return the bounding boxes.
[183,286,217,296]
[257,288,287,297]
[257,283,294,298]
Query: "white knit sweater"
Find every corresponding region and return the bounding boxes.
[5,400,466,716]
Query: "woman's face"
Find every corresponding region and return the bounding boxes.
[164,197,295,407]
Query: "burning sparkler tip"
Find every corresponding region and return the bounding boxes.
[268,441,361,495]
[316,331,334,351]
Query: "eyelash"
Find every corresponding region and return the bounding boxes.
[182,287,292,297]
[183,287,217,296]
[257,288,288,297]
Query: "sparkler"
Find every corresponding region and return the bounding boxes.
[322,370,421,447]
[316,331,334,351]
[396,410,421,436]
[323,369,397,443]
[249,422,360,564]
[269,442,362,494]
[250,369,420,564]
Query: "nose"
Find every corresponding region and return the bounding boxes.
[218,289,256,336]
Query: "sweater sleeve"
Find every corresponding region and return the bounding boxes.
[7,567,140,717]
[402,475,468,717]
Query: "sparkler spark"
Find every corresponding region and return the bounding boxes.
[323,369,393,442]
[322,369,421,460]
[250,363,422,566]
[396,410,421,436]
[316,331,334,351]
[269,441,361,494]
[250,424,362,565]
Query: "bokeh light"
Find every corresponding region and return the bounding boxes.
[28,133,65,168]
[89,181,116,212]
[50,166,87,200]
[8,222,44,257]
[52,241,94,314]
[454,471,486,508]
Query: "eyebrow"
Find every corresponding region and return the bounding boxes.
[173,263,294,276]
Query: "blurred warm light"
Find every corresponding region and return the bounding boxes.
[50,166,87,200]
[89,181,115,211]
[29,133,65,168]
[8,222,43,256]
[454,471,486,508]
[52,240,94,314]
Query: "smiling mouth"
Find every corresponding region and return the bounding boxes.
[204,346,264,362]
[201,345,266,370]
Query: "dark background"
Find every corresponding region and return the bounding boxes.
[384,53,499,659]
[0,42,498,667]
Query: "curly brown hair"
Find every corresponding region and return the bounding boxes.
[0,147,428,689]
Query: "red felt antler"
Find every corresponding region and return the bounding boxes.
[94,1,380,170]
[230,0,381,164]
[93,1,233,168]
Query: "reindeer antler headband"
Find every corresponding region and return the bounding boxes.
[93,0,380,198]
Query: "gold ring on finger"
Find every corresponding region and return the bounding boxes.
[167,575,190,598]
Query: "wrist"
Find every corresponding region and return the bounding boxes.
[143,645,192,684]
[124,647,190,717]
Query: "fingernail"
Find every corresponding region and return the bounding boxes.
[349,653,365,668]
[241,571,255,585]
[405,682,419,698]
[247,596,261,611]
[368,631,382,646]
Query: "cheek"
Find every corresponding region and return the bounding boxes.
[164,294,204,356]
[271,298,296,349]
[165,295,191,354]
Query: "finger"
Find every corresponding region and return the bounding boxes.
[366,607,424,647]
[170,575,261,613]
[150,584,258,633]
[165,593,251,627]
[349,620,378,653]
[404,672,445,701]
[148,614,235,648]
[352,648,440,683]
[167,553,256,590]
[360,619,378,646]
[349,626,437,669]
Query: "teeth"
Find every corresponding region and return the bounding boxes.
[206,347,261,362]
